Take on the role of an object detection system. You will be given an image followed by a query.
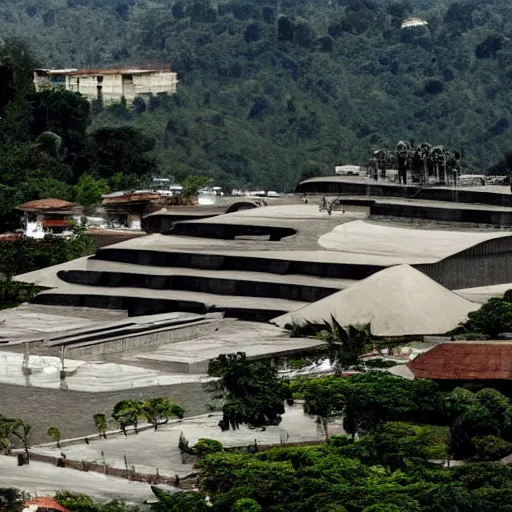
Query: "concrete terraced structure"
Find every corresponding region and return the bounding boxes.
[14,204,512,319]
[297,176,512,226]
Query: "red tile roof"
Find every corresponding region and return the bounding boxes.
[16,199,76,211]
[408,343,512,380]
[0,233,22,241]
[42,219,70,227]
[24,497,69,512]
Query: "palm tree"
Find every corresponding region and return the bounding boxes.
[0,437,11,455]
[112,400,143,436]
[47,426,61,448]
[395,140,411,184]
[10,420,32,464]
[93,413,108,439]
[323,316,374,374]
[430,145,447,184]
[414,143,432,184]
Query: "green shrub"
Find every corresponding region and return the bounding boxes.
[472,435,512,461]
[456,298,512,337]
[193,438,224,456]
[328,435,352,448]
[232,498,262,512]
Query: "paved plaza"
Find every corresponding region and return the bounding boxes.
[32,405,329,478]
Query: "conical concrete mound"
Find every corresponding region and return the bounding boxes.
[272,264,480,337]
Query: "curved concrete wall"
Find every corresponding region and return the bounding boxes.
[170,222,296,240]
[33,293,288,322]
[142,214,216,234]
[57,270,340,303]
[371,202,512,226]
[297,179,512,207]
[225,201,259,214]
[417,237,512,290]
[94,249,385,280]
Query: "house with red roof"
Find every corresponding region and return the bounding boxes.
[407,342,512,392]
[23,497,69,512]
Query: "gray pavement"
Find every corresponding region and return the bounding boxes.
[0,455,168,502]
[32,405,327,478]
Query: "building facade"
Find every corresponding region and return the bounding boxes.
[33,67,178,104]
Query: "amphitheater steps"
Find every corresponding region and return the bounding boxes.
[33,284,309,322]
[56,262,354,303]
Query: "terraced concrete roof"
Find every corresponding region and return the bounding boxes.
[317,220,511,265]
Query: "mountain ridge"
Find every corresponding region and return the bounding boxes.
[1,0,511,190]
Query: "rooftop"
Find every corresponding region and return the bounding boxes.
[16,198,82,213]
[24,498,69,512]
[408,342,512,380]
[35,67,171,77]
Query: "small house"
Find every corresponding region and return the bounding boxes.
[407,342,512,393]
[23,497,69,512]
[16,199,84,238]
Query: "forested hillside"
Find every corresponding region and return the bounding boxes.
[1,0,512,190]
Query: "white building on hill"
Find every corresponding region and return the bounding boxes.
[33,67,178,104]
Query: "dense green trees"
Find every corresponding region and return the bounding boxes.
[0,43,158,228]
[2,0,512,192]
[296,372,512,463]
[142,397,185,431]
[0,228,96,281]
[453,294,512,337]
[108,396,184,436]
[190,375,512,511]
[207,352,289,430]
[55,491,137,512]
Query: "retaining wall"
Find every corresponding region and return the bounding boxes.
[58,270,340,303]
[0,381,209,444]
[94,250,385,280]
[297,179,512,207]
[170,222,296,240]
[32,293,287,322]
[142,213,217,234]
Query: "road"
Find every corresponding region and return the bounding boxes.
[0,456,173,503]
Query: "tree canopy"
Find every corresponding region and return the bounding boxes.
[2,0,512,193]
[207,352,289,430]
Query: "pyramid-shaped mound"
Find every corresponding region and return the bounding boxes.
[272,265,480,337]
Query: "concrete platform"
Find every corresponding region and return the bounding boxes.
[0,350,212,391]
[0,304,127,343]
[318,220,510,265]
[455,283,512,303]
[123,319,323,373]
[31,404,327,478]
[14,208,512,318]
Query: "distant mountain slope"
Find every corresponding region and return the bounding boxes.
[2,0,512,190]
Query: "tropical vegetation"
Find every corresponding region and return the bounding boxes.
[2,0,512,200]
